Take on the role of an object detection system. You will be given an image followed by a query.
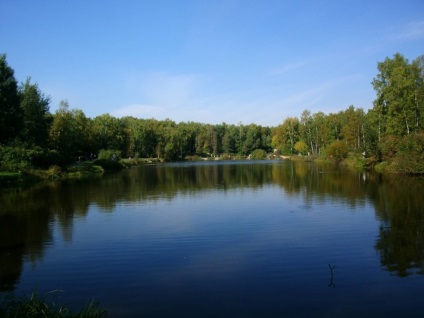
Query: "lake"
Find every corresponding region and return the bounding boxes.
[1,160,424,317]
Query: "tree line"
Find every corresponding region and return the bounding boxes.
[0,52,423,173]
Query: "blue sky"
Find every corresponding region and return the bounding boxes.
[1,0,423,126]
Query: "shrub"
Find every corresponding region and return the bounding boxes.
[66,163,104,178]
[325,140,348,163]
[281,144,293,155]
[0,145,36,172]
[392,133,424,174]
[344,152,366,169]
[0,146,68,172]
[250,149,267,160]
[374,161,390,173]
[294,141,308,155]
[98,149,121,161]
[379,135,400,161]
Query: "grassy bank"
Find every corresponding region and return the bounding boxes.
[0,163,102,189]
[0,158,162,188]
[0,292,106,318]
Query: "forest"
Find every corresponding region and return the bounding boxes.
[0,52,423,176]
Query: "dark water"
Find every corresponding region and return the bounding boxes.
[1,160,424,317]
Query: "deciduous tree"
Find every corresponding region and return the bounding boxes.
[372,53,421,137]
[19,78,51,147]
[0,54,22,143]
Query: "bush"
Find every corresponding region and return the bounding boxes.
[0,146,68,172]
[250,149,267,160]
[281,144,293,155]
[374,161,390,173]
[379,135,400,161]
[373,133,424,174]
[325,140,348,163]
[294,141,308,155]
[392,133,424,174]
[98,149,121,161]
[344,152,366,169]
[0,145,37,172]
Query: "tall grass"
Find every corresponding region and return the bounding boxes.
[0,291,107,318]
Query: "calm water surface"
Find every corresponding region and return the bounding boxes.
[1,160,424,317]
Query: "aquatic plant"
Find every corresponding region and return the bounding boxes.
[0,291,107,318]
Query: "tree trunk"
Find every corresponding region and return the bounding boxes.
[403,107,410,135]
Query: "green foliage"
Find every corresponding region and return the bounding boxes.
[49,101,91,160]
[95,148,124,170]
[97,149,121,161]
[374,161,389,173]
[0,145,65,172]
[243,124,262,155]
[272,117,299,154]
[119,157,156,167]
[195,123,218,156]
[1,52,424,175]
[92,114,129,155]
[250,149,267,160]
[0,53,22,143]
[391,133,424,174]
[373,133,424,174]
[294,141,308,155]
[221,124,238,154]
[325,140,349,162]
[397,132,424,154]
[0,291,106,318]
[379,135,400,161]
[372,53,424,137]
[19,77,51,147]
[185,155,203,161]
[343,152,367,170]
[340,106,366,151]
[363,108,380,158]
[29,165,63,179]
[0,145,38,172]
[66,162,104,178]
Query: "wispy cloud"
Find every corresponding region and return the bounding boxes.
[266,61,307,76]
[114,71,205,121]
[388,20,424,42]
[113,68,361,126]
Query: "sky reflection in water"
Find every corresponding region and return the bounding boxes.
[1,161,424,317]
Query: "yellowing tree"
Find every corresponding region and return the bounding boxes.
[294,141,308,155]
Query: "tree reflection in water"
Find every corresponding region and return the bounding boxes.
[373,176,424,276]
[1,161,424,293]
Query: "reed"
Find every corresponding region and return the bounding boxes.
[0,291,107,318]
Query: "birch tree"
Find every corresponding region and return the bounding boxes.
[372,53,419,137]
